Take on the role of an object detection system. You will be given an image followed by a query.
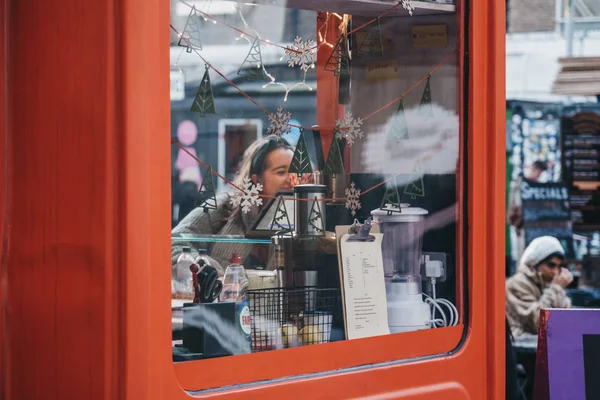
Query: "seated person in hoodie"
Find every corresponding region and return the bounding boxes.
[505,236,573,339]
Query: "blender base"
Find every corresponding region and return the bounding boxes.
[386,292,431,334]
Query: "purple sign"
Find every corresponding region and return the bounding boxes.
[534,308,600,400]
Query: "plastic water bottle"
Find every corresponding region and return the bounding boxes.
[220,253,251,353]
[173,246,195,299]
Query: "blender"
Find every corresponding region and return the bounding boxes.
[371,204,431,333]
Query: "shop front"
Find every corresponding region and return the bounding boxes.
[2,0,506,398]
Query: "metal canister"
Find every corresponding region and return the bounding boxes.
[271,233,295,288]
[294,184,327,236]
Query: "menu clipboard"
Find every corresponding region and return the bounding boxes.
[335,225,390,340]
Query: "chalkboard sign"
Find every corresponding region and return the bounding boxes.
[570,189,600,225]
[521,180,573,258]
[561,106,600,184]
[521,180,570,221]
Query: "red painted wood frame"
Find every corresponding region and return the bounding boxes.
[2,0,505,398]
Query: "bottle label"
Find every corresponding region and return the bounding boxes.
[239,302,251,336]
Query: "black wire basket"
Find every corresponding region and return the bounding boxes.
[248,287,342,352]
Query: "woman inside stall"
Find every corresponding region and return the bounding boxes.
[172,135,308,274]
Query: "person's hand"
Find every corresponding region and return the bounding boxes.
[285,173,300,188]
[285,173,314,188]
[553,268,573,288]
[299,173,314,184]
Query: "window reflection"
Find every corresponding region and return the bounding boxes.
[170,0,463,362]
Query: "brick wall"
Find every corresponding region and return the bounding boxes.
[508,0,556,33]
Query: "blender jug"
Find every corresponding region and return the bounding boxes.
[371,204,431,333]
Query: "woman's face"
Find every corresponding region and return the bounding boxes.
[255,148,294,198]
[537,256,563,283]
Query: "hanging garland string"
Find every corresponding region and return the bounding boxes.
[171,7,459,204]
[346,2,403,37]
[178,0,299,53]
[171,24,456,130]
[172,132,457,202]
[178,0,410,52]
[362,50,457,121]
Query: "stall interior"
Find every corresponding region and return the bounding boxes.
[169,0,462,362]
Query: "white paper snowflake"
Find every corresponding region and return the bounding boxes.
[267,106,292,136]
[345,182,362,217]
[335,111,364,147]
[285,36,317,72]
[231,178,264,214]
[401,0,415,16]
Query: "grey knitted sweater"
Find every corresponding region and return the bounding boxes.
[171,193,263,275]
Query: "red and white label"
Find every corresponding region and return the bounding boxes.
[239,305,251,335]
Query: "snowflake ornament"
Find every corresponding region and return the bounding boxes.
[285,36,317,72]
[335,111,365,147]
[267,106,292,136]
[345,182,362,217]
[401,0,415,16]
[231,178,263,214]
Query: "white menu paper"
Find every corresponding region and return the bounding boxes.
[338,233,390,340]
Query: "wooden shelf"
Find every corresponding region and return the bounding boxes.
[232,0,456,17]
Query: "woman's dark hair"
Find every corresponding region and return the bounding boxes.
[228,135,293,218]
[249,136,293,177]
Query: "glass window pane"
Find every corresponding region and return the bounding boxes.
[169,0,463,366]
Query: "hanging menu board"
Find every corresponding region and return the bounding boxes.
[561,105,600,230]
[570,189,600,226]
[521,179,574,258]
[562,107,600,184]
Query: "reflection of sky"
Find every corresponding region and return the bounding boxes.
[281,119,301,147]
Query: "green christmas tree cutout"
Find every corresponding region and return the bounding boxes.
[324,34,350,77]
[307,196,325,235]
[178,6,203,52]
[357,18,383,56]
[238,38,267,82]
[419,77,433,118]
[387,99,409,142]
[195,166,218,212]
[379,178,401,215]
[190,66,216,117]
[404,161,425,200]
[323,138,345,177]
[288,129,313,177]
[269,195,292,233]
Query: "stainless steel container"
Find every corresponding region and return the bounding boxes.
[294,184,327,236]
[272,233,295,288]
[323,173,347,202]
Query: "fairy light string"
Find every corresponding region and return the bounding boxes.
[317,12,334,49]
[172,2,458,202]
[178,0,410,52]
[179,0,300,53]
[234,3,314,101]
[172,23,456,130]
